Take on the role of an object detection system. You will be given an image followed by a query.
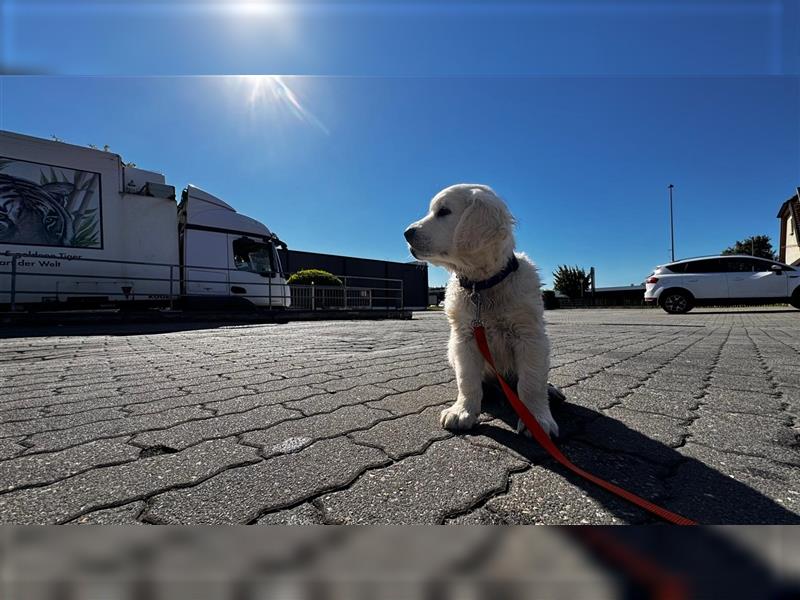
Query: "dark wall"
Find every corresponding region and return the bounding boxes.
[585,288,647,307]
[559,286,646,307]
[278,249,429,309]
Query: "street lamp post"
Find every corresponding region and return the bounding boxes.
[668,184,675,262]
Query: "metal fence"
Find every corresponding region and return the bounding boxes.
[0,252,403,312]
[288,276,403,311]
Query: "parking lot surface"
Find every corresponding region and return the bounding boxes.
[0,308,798,524]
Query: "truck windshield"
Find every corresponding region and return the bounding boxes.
[233,237,276,275]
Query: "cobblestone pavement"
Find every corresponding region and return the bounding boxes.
[0,308,798,524]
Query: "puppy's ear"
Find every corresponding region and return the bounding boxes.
[454,188,512,252]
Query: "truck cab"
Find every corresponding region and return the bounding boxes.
[178,185,290,308]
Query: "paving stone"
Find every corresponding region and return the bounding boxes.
[0,406,46,421]
[285,385,390,415]
[144,437,389,524]
[546,369,585,389]
[645,373,707,393]
[444,507,509,524]
[556,384,619,411]
[349,405,453,459]
[600,406,688,448]
[317,437,527,524]
[688,411,798,465]
[239,384,326,404]
[0,437,27,460]
[23,406,211,453]
[714,359,769,376]
[240,404,393,457]
[776,385,800,418]
[132,404,302,451]
[602,363,658,378]
[44,393,140,416]
[70,502,146,525]
[486,465,655,525]
[667,443,800,524]
[0,437,139,492]
[618,388,698,419]
[768,369,800,387]
[374,370,454,393]
[577,410,685,465]
[0,407,132,438]
[0,438,260,524]
[575,373,643,394]
[366,384,455,415]
[701,388,786,416]
[708,374,776,394]
[657,361,712,376]
[314,372,408,392]
[256,503,326,525]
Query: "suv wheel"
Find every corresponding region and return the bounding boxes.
[791,289,800,310]
[661,291,693,314]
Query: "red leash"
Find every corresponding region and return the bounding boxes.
[473,325,697,526]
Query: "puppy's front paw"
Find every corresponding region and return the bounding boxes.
[516,411,560,439]
[440,405,478,431]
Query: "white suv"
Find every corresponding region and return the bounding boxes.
[644,255,800,314]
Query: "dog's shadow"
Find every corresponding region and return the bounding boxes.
[468,384,800,525]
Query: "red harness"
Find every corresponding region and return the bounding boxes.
[472,324,697,526]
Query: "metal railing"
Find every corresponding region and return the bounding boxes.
[0,252,404,312]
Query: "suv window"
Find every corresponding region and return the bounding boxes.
[724,257,794,272]
[664,262,687,273]
[722,257,760,272]
[760,260,795,272]
[750,259,777,272]
[683,259,723,273]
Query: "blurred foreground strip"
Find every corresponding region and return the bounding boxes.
[1,526,798,599]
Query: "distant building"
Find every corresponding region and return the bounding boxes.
[428,286,446,306]
[277,249,429,309]
[777,187,800,266]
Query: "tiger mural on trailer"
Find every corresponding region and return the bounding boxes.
[0,173,76,246]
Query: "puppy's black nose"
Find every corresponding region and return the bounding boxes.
[404,227,417,242]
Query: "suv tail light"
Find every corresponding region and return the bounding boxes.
[646,276,659,284]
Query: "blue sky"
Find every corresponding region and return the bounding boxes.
[1,1,799,287]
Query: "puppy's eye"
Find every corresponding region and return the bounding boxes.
[436,207,451,217]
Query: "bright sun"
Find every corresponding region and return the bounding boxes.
[228,1,283,16]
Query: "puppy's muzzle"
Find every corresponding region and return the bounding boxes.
[403,227,418,243]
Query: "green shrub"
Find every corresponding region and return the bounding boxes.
[287,269,343,287]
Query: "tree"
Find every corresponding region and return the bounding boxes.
[721,235,776,260]
[286,269,342,287]
[552,265,591,299]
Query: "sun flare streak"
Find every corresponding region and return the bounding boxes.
[242,76,329,135]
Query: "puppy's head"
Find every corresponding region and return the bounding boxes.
[404,184,514,273]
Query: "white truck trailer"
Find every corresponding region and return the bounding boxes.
[0,130,289,309]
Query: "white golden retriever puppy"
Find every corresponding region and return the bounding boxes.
[404,184,559,437]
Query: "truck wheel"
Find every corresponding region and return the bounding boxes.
[660,291,693,314]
